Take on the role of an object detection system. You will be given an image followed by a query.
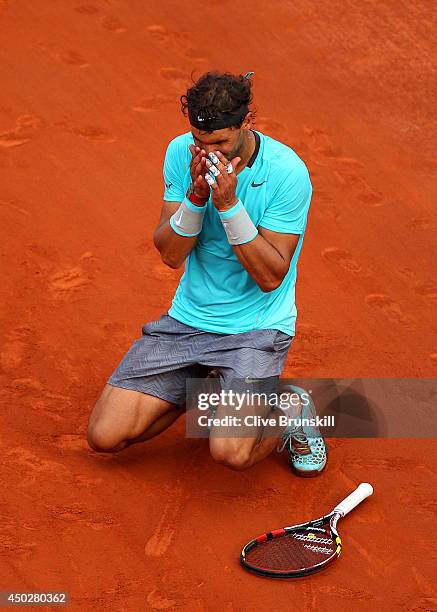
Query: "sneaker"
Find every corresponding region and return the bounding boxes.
[277,385,328,477]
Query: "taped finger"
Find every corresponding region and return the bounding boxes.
[208,152,220,165]
[204,173,216,186]
[206,160,220,177]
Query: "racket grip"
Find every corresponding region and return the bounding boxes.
[333,483,373,517]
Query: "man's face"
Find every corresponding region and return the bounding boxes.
[190,125,245,161]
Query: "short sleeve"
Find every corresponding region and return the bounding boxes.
[259,161,313,234]
[163,138,186,202]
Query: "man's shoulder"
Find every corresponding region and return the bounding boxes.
[260,132,305,165]
[165,131,193,156]
[259,132,310,184]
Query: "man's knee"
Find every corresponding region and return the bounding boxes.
[86,425,127,453]
[210,441,252,471]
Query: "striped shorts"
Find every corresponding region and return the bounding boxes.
[107,314,293,407]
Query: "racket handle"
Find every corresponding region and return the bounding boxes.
[333,483,373,517]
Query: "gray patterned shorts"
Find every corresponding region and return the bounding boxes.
[107,314,293,407]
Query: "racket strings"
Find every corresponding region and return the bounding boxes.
[293,533,333,545]
[299,543,333,555]
[245,529,336,572]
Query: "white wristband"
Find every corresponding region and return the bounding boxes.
[218,200,258,245]
[169,197,207,237]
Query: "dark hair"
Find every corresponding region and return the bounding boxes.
[180,71,255,131]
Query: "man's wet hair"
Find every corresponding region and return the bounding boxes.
[180,71,256,132]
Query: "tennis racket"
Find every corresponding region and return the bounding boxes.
[240,482,373,578]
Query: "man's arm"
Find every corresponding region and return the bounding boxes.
[155,143,211,269]
[233,228,300,292]
[153,201,199,269]
[153,203,299,282]
[206,149,310,292]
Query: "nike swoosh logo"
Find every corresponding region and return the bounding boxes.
[174,207,183,224]
[251,180,266,188]
[165,182,173,189]
[222,220,239,241]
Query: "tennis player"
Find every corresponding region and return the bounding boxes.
[87,71,327,476]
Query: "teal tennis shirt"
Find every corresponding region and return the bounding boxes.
[162,130,313,336]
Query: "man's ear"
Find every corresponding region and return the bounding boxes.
[241,111,254,130]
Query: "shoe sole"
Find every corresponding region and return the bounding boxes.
[291,459,328,477]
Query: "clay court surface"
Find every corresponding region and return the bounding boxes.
[1,1,436,610]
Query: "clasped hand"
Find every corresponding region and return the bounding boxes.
[188,145,240,211]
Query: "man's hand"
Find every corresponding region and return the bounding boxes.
[188,144,210,201]
[204,151,241,211]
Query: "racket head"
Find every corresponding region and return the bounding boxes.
[240,514,342,579]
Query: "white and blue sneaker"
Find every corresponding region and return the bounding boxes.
[277,385,328,477]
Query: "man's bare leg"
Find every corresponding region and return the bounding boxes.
[87,384,184,452]
[209,399,282,470]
